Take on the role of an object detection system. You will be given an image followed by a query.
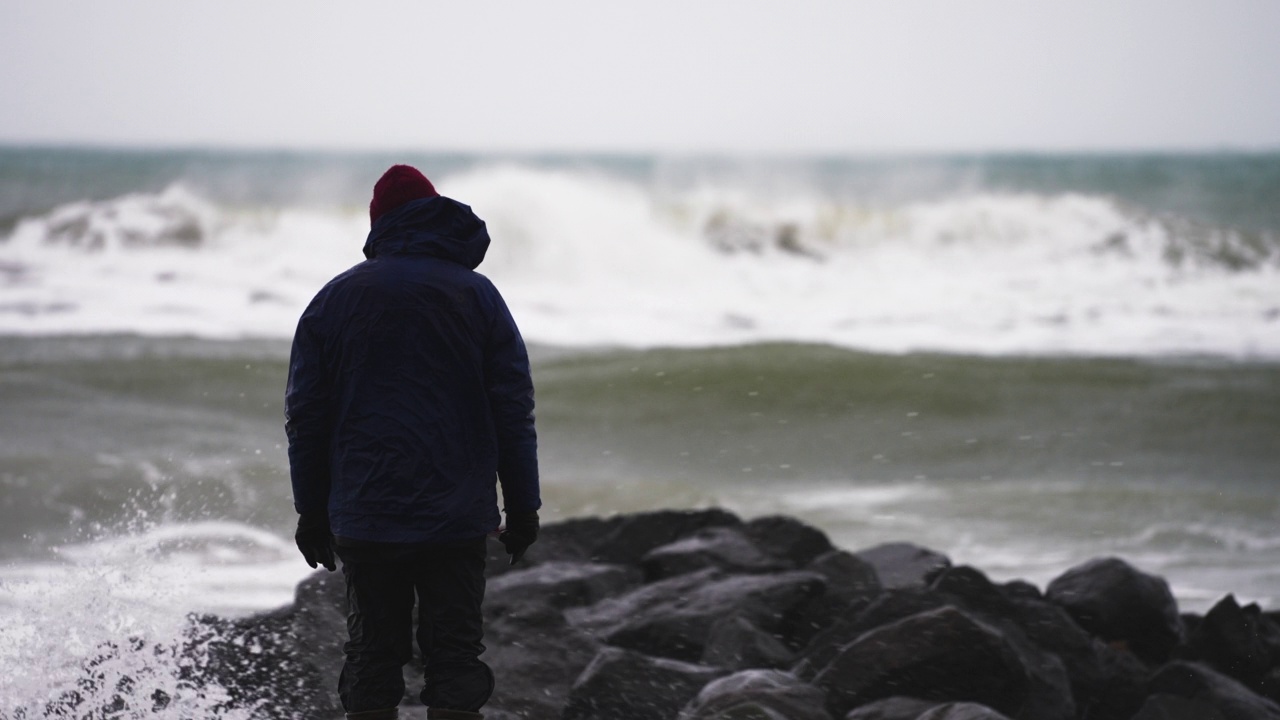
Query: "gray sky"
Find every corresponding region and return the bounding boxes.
[3,0,1279,154]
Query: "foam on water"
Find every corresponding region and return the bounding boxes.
[1,164,1277,357]
[0,521,311,717]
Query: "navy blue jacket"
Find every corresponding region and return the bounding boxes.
[285,196,540,544]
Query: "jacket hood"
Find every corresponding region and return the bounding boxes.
[362,195,490,269]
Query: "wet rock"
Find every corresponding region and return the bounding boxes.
[642,526,789,580]
[1183,594,1280,699]
[811,605,1032,719]
[854,542,951,590]
[676,669,831,720]
[1148,661,1280,720]
[916,703,1013,720]
[484,602,601,720]
[701,614,796,670]
[567,568,826,661]
[561,646,727,720]
[794,587,946,681]
[743,514,835,567]
[1131,693,1228,720]
[1001,580,1042,601]
[1045,556,1184,665]
[786,550,883,647]
[843,696,940,720]
[586,508,744,566]
[484,560,641,613]
[504,508,742,574]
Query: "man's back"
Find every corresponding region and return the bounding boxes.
[286,194,538,546]
[285,165,540,719]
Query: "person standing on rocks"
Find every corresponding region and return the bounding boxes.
[285,164,542,720]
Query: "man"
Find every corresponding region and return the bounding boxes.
[285,165,541,720]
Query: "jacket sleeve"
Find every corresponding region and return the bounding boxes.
[284,301,334,518]
[483,287,542,514]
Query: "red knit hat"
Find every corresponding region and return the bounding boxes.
[369,165,438,224]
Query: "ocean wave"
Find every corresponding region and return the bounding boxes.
[1,164,1278,357]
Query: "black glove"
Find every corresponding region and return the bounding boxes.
[499,510,539,566]
[295,513,336,572]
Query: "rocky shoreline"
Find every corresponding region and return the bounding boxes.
[196,509,1280,720]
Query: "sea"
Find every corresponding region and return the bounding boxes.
[1,146,1278,716]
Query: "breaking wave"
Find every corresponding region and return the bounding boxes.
[2,164,1278,357]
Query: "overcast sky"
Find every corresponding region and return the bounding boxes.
[3,0,1279,154]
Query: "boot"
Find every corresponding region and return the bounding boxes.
[426,709,483,720]
[345,708,399,720]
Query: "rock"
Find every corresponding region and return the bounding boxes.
[742,515,835,567]
[795,587,946,681]
[1148,661,1280,720]
[843,697,941,720]
[508,508,742,573]
[561,646,728,720]
[701,614,796,670]
[916,703,1013,720]
[1184,594,1280,698]
[182,571,345,720]
[786,550,883,647]
[677,669,831,720]
[587,508,745,566]
[484,602,601,720]
[286,569,350,709]
[1001,580,1041,601]
[854,543,951,590]
[1045,556,1183,665]
[567,568,827,662]
[929,566,1138,720]
[1130,694,1228,720]
[484,560,642,613]
[642,526,789,580]
[811,605,1032,719]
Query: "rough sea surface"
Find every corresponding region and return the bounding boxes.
[1,148,1277,714]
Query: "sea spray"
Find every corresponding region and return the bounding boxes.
[0,512,310,719]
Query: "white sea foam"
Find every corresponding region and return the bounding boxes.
[1,164,1277,357]
[0,521,311,715]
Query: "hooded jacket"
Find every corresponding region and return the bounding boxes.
[285,195,540,544]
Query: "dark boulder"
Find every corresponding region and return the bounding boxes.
[1183,594,1280,699]
[795,587,946,681]
[854,543,951,590]
[786,550,883,648]
[567,568,827,662]
[511,508,742,572]
[586,508,745,566]
[743,514,835,567]
[1001,580,1042,601]
[843,697,942,720]
[1130,694,1228,720]
[183,570,346,719]
[561,646,728,720]
[676,669,831,720]
[1045,557,1183,665]
[932,566,1145,720]
[484,560,642,613]
[701,613,797,670]
[916,703,1013,720]
[1148,661,1280,720]
[642,526,790,580]
[484,602,601,720]
[811,605,1032,719]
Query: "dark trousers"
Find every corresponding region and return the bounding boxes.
[335,538,493,713]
